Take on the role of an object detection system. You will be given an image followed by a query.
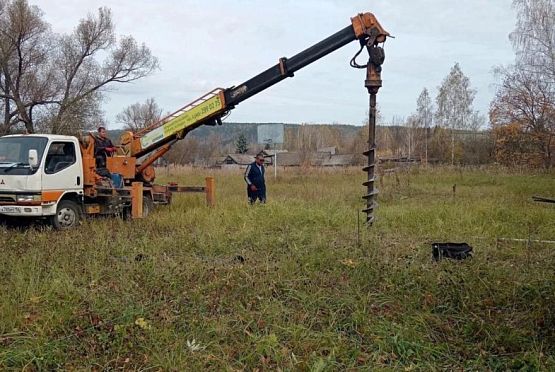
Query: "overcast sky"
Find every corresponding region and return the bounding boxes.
[39,0,516,128]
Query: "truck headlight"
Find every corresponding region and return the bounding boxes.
[16,194,41,202]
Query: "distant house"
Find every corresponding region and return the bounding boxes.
[217,151,363,168]
[322,154,365,167]
[309,152,331,166]
[258,149,288,157]
[205,156,227,168]
[257,149,288,165]
[223,154,256,167]
[378,156,420,164]
[273,152,302,167]
[317,146,336,155]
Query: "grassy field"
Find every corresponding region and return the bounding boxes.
[1,166,554,370]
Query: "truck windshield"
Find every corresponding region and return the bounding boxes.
[0,136,48,175]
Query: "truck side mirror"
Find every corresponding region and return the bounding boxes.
[28,149,38,168]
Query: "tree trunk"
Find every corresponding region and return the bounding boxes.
[408,129,412,160]
[451,129,455,166]
[2,77,10,134]
[425,127,428,167]
[544,136,553,169]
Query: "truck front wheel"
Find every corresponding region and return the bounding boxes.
[50,200,81,229]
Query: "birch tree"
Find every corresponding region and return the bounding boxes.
[510,0,555,85]
[416,88,433,165]
[490,0,555,168]
[435,63,476,165]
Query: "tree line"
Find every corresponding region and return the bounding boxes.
[349,0,555,169]
[490,0,555,169]
[0,0,553,169]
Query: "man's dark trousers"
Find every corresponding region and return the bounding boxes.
[247,186,266,204]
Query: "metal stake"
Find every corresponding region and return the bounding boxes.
[357,209,361,248]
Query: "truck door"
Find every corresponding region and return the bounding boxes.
[42,141,83,193]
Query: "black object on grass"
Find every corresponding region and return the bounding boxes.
[432,243,473,261]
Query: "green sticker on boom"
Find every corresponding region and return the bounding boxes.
[141,95,224,149]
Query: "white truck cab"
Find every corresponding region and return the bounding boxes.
[0,134,84,228]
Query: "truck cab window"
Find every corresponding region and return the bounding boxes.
[45,142,76,174]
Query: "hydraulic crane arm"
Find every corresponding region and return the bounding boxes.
[225,13,387,107]
[122,12,389,174]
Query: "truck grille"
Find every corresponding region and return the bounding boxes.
[0,194,16,203]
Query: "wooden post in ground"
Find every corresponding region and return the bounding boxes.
[131,182,144,218]
[205,177,215,207]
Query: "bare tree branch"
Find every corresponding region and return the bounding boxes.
[116,97,163,132]
[0,1,159,134]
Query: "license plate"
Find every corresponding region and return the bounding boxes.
[0,206,22,213]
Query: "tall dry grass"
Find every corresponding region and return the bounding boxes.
[1,166,554,369]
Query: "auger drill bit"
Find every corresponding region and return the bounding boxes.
[362,38,385,225]
[349,19,389,226]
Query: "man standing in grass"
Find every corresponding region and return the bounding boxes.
[244,154,266,204]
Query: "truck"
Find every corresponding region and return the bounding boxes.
[0,12,389,229]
